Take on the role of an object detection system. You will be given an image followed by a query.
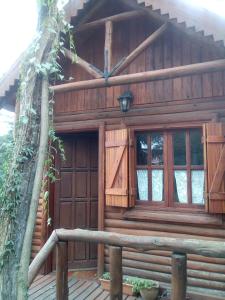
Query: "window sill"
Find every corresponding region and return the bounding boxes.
[123,208,223,226]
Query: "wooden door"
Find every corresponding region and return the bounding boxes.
[54,133,98,269]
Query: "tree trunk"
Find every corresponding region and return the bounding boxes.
[0,1,62,299]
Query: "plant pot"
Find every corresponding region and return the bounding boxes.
[140,287,159,300]
[99,279,134,296]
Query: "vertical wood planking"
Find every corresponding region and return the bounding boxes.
[54,14,225,115]
[128,18,139,105]
[154,34,164,102]
[172,29,183,100]
[202,46,213,98]
[181,33,192,100]
[191,39,202,99]
[105,129,129,207]
[205,122,225,213]
[212,47,224,97]
[112,22,123,108]
[56,241,68,300]
[135,18,146,105]
[163,28,173,101]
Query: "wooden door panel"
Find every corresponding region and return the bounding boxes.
[90,202,98,228]
[74,242,86,260]
[59,202,72,228]
[60,172,72,198]
[75,138,89,168]
[61,140,73,168]
[89,243,98,259]
[75,202,87,228]
[75,172,88,198]
[54,133,98,269]
[90,171,98,198]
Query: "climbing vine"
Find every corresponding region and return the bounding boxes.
[0,1,76,297]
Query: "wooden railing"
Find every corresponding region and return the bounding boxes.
[28,229,225,300]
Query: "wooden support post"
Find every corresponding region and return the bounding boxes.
[56,241,68,300]
[109,246,122,300]
[98,123,105,277]
[104,20,113,75]
[171,252,187,300]
[112,23,168,75]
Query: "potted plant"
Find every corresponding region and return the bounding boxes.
[100,273,159,299]
[100,272,134,295]
[124,276,159,300]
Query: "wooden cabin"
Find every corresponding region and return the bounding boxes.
[1,0,225,298]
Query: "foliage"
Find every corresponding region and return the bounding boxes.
[0,131,13,187]
[0,0,75,290]
[101,272,159,294]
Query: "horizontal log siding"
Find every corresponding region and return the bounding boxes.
[32,198,45,259]
[104,208,225,295]
[55,17,225,115]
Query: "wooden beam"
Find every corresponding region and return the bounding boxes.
[52,58,225,93]
[56,241,68,300]
[97,123,105,277]
[56,229,225,258]
[28,230,58,286]
[171,253,187,300]
[76,10,145,32]
[64,48,103,79]
[112,23,168,75]
[28,228,225,288]
[109,246,123,300]
[104,21,113,75]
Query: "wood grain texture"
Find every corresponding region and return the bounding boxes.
[205,122,225,213]
[105,129,129,207]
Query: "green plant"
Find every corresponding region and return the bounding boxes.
[101,272,159,294]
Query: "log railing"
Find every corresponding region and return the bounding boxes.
[28,229,225,300]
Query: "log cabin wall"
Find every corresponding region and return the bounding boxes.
[53,9,225,297]
[55,17,225,117]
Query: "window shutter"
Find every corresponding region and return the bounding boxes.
[204,122,225,213]
[105,128,135,208]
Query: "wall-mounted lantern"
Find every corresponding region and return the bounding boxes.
[117,91,133,112]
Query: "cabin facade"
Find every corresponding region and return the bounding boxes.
[1,0,225,299]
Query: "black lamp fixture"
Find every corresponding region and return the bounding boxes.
[117,91,133,112]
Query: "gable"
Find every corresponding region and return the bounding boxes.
[65,0,225,45]
[1,0,225,109]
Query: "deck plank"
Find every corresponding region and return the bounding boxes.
[28,274,140,300]
[69,280,94,299]
[29,275,56,298]
[85,285,107,300]
[75,281,99,300]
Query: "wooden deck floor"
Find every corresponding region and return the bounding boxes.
[29,274,140,300]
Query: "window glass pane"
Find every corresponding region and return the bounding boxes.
[192,170,204,204]
[173,131,186,165]
[151,133,164,165]
[136,133,148,165]
[137,170,148,201]
[152,170,163,201]
[190,129,203,165]
[174,170,188,203]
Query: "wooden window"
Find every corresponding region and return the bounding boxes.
[136,129,204,209]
